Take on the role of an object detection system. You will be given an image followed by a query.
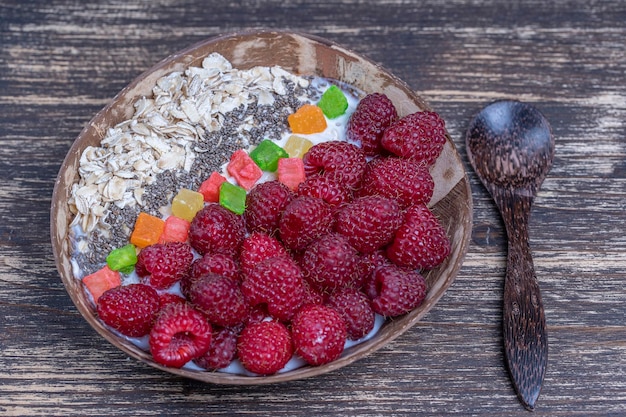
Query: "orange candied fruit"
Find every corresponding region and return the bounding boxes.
[288,104,327,134]
[129,212,165,248]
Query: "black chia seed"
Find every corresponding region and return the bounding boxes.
[75,75,321,273]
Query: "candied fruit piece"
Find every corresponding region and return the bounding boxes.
[172,188,205,222]
[82,266,121,303]
[219,182,247,215]
[227,149,263,190]
[284,135,314,158]
[288,104,327,134]
[277,158,306,191]
[250,140,289,172]
[198,171,227,202]
[130,212,165,248]
[106,244,138,274]
[317,85,348,119]
[159,216,191,243]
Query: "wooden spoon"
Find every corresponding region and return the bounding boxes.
[465,100,554,410]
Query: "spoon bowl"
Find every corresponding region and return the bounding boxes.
[466,100,554,191]
[465,100,554,410]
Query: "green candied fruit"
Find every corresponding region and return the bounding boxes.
[317,85,348,119]
[219,181,247,215]
[106,244,137,274]
[249,140,289,172]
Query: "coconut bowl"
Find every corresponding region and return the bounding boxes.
[51,30,473,384]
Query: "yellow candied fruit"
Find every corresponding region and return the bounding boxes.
[288,104,327,134]
[171,188,205,222]
[284,135,314,158]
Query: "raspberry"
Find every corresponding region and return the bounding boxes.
[355,250,390,289]
[346,93,398,155]
[239,232,289,276]
[278,196,334,251]
[188,273,249,327]
[237,321,293,375]
[244,180,294,234]
[189,203,245,256]
[386,203,451,270]
[381,111,446,166]
[190,252,240,282]
[97,283,160,337]
[291,304,347,366]
[135,241,194,290]
[182,252,241,299]
[366,264,427,317]
[297,174,352,209]
[334,196,403,254]
[326,288,375,340]
[246,304,271,325]
[300,233,360,292]
[241,256,305,321]
[302,141,367,189]
[358,157,434,208]
[193,326,240,371]
[302,279,325,307]
[149,303,212,368]
[159,292,187,309]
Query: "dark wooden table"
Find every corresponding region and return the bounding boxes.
[1,1,625,415]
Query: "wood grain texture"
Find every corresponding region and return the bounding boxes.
[1,0,625,416]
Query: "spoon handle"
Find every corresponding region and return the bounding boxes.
[494,190,548,411]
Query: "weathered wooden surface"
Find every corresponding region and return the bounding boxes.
[1,0,625,415]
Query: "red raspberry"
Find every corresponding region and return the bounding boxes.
[381,111,446,166]
[326,287,375,340]
[193,326,239,371]
[278,196,334,251]
[237,321,293,375]
[188,273,249,327]
[97,283,160,337]
[239,232,289,276]
[366,264,427,317]
[300,233,360,292]
[190,252,240,281]
[302,141,367,189]
[386,203,451,270]
[182,252,241,299]
[135,241,194,290]
[291,304,347,366]
[334,196,403,254]
[189,203,245,256]
[241,256,305,321]
[246,304,271,325]
[297,174,352,209]
[159,292,187,309]
[358,157,434,208]
[346,93,398,155]
[244,180,294,234]
[355,250,390,289]
[302,279,325,307]
[149,303,212,368]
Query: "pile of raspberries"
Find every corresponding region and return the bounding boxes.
[95,93,451,375]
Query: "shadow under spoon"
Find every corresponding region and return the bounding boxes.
[465,100,554,411]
